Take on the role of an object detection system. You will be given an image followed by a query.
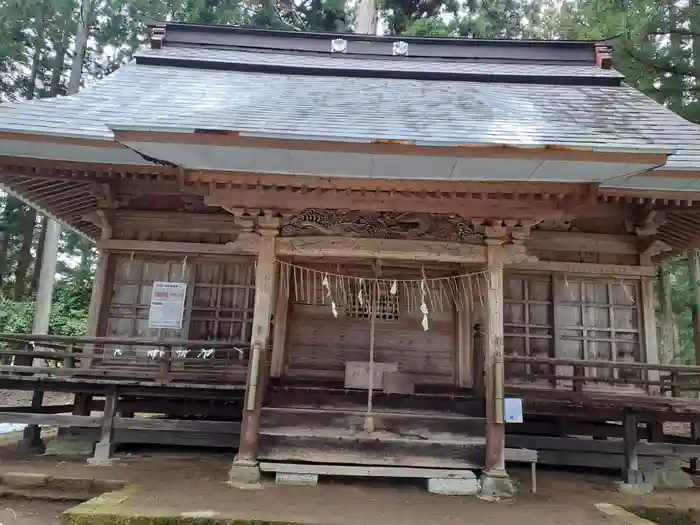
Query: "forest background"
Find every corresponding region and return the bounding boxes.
[0,0,698,362]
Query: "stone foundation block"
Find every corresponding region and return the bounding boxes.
[275,473,319,486]
[228,462,261,485]
[479,473,516,500]
[86,442,115,467]
[428,476,480,496]
[616,481,654,496]
[2,472,48,489]
[643,467,695,490]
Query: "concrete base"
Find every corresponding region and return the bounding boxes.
[86,442,114,467]
[275,473,319,486]
[479,473,516,500]
[643,467,694,490]
[616,481,654,496]
[428,475,480,496]
[228,461,262,485]
[44,436,95,456]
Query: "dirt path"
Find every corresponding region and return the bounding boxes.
[0,445,697,525]
[0,500,70,525]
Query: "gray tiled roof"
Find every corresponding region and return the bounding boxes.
[0,55,697,165]
[135,46,624,79]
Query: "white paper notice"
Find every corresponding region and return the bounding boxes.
[148,281,187,329]
[504,398,524,424]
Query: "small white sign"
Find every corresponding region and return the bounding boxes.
[148,281,187,329]
[504,398,524,423]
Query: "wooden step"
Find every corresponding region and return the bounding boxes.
[258,427,485,469]
[260,462,476,479]
[265,387,484,416]
[261,406,485,437]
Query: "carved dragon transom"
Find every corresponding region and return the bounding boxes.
[280,209,482,243]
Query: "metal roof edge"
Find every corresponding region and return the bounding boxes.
[134,53,623,86]
[149,21,609,49]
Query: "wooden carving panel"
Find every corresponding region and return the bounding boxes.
[280,209,480,243]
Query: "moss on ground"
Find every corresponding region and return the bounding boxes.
[626,506,700,525]
[61,487,305,525]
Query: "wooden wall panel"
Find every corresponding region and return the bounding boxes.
[285,263,458,385]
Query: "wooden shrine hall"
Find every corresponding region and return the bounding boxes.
[2,22,700,496]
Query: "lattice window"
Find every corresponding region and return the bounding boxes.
[188,260,255,344]
[503,274,554,381]
[107,257,190,342]
[345,282,400,321]
[555,277,641,382]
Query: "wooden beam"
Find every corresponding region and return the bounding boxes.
[99,239,243,256]
[114,210,240,235]
[276,237,487,263]
[270,264,291,378]
[526,231,638,255]
[485,245,506,476]
[510,261,655,278]
[641,277,661,395]
[206,188,569,219]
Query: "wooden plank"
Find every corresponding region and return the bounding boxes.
[114,418,240,434]
[259,462,476,479]
[258,432,485,469]
[510,261,655,278]
[0,412,101,427]
[277,237,487,264]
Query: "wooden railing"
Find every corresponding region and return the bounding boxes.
[503,355,700,397]
[0,333,252,386]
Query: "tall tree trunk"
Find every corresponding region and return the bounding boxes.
[30,215,48,296]
[67,0,95,95]
[13,208,37,300]
[0,197,20,290]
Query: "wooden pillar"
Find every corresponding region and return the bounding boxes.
[270,263,291,378]
[485,244,506,476]
[89,388,117,465]
[235,232,277,465]
[658,265,675,364]
[641,277,661,395]
[623,411,641,484]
